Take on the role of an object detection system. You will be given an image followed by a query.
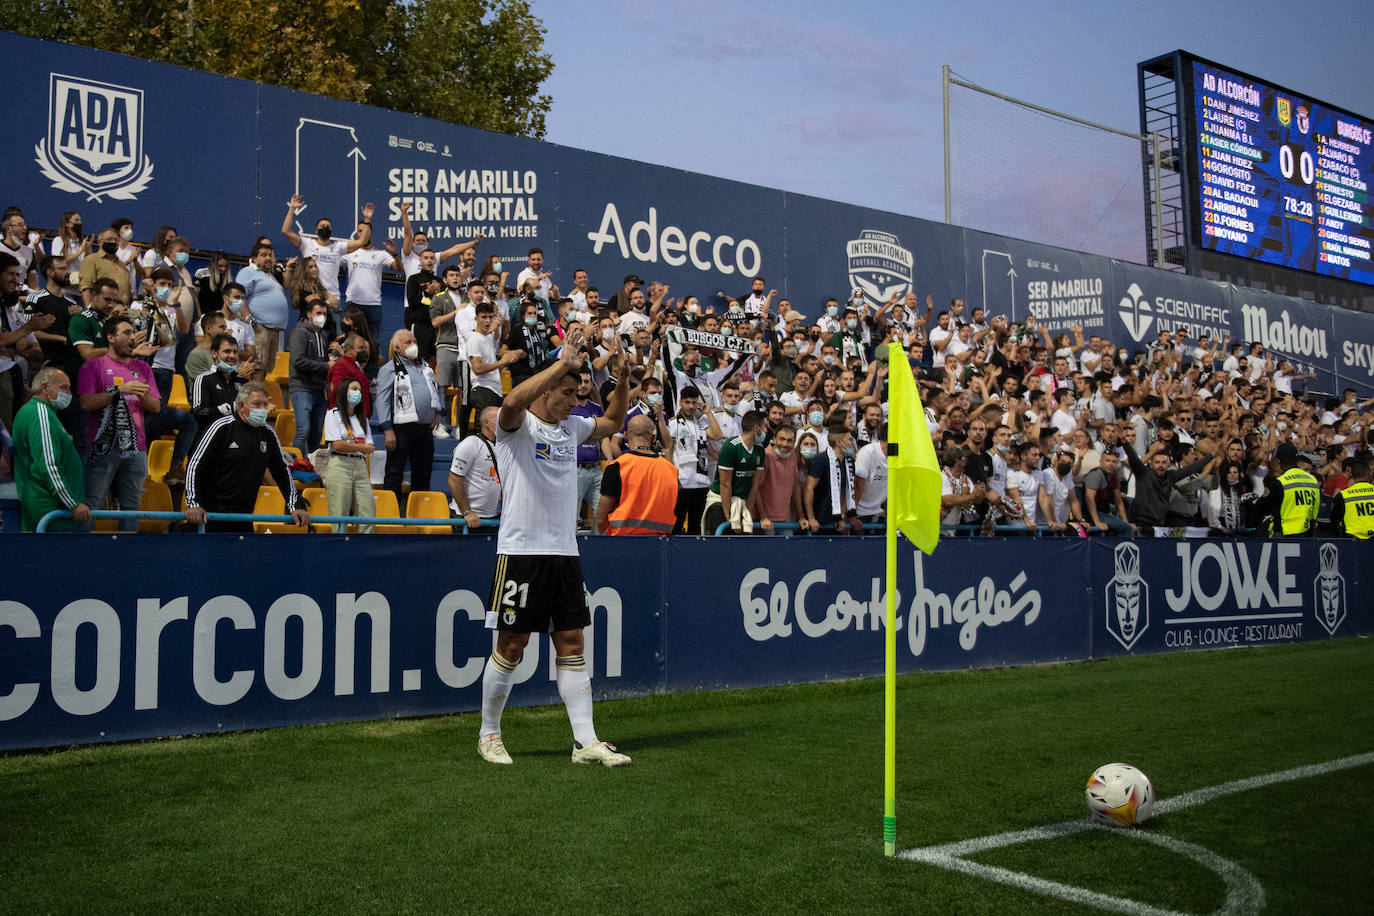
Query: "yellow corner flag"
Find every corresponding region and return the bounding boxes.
[883,346,941,857]
[886,350,943,555]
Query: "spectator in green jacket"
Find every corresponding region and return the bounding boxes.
[12,366,89,531]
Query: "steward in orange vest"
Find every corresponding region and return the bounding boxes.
[598,414,679,535]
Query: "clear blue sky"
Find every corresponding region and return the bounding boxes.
[531,0,1374,224]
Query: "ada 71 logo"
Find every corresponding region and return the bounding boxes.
[35,73,154,202]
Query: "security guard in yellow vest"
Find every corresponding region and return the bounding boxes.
[1254,442,1320,536]
[1330,459,1374,539]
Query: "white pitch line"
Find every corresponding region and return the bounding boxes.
[1125,830,1265,916]
[1152,751,1374,816]
[913,851,1189,916]
[899,751,1372,915]
[901,750,1374,861]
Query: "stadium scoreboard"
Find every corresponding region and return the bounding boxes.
[1187,56,1373,286]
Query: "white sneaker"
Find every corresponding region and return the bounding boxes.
[433,427,452,439]
[478,733,513,764]
[571,740,631,767]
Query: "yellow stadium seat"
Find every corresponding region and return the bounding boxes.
[406,489,452,534]
[146,439,173,482]
[251,486,287,533]
[274,410,296,448]
[300,486,331,533]
[263,378,286,418]
[268,350,291,384]
[139,480,173,533]
[282,445,304,464]
[373,487,405,533]
[168,374,191,411]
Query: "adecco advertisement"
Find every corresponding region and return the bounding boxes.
[2,29,1371,392]
[1,536,1368,751]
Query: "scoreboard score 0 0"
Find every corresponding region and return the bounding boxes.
[1189,58,1373,286]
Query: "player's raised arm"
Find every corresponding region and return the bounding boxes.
[499,325,587,432]
[590,334,631,441]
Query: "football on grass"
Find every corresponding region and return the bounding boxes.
[1085,763,1154,827]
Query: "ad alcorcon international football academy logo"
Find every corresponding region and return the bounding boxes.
[846,230,913,304]
[1105,542,1148,651]
[35,73,154,202]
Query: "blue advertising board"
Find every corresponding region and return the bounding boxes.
[1087,538,1368,658]
[963,229,1115,337]
[3,534,1368,751]
[663,537,1088,690]
[1227,284,1338,393]
[1110,259,1234,351]
[2,30,1372,393]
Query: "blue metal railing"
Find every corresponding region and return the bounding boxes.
[711,521,1121,537]
[35,509,499,534]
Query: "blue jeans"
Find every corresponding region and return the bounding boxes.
[83,451,148,532]
[1096,511,1134,536]
[576,464,602,531]
[290,388,327,453]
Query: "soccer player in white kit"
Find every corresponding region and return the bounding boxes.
[478,326,633,766]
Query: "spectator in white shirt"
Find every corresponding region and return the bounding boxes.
[281,195,373,304]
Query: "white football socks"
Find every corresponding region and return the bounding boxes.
[480,652,517,737]
[556,654,598,748]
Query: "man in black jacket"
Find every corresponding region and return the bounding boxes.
[1121,440,1213,533]
[189,333,249,443]
[288,298,331,453]
[405,247,441,359]
[185,382,308,532]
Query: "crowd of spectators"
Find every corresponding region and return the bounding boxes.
[2,198,1373,539]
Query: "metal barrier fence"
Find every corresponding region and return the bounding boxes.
[35,509,497,534]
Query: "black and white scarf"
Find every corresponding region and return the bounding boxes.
[89,388,138,458]
[1218,483,1245,532]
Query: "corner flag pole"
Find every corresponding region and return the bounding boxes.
[882,347,941,857]
[884,511,898,857]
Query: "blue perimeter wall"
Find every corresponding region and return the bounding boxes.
[5,30,1374,394]
[0,535,1369,750]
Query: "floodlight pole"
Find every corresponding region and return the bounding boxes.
[943,64,952,224]
[1151,131,1166,269]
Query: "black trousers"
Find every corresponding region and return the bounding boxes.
[384,422,435,508]
[675,487,708,535]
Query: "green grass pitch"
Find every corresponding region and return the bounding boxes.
[3,639,1371,914]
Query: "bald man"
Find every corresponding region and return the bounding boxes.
[376,327,443,504]
[597,414,679,535]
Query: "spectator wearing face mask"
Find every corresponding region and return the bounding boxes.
[797,400,831,454]
[376,328,443,505]
[185,382,307,533]
[755,422,803,530]
[804,418,862,534]
[288,298,332,454]
[190,333,250,443]
[11,367,90,531]
[326,334,371,419]
[614,375,665,458]
[323,377,376,533]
